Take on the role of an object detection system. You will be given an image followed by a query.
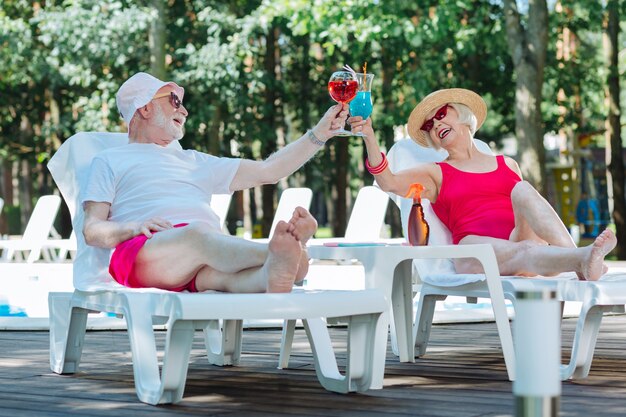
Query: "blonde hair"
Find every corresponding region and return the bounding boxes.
[424,102,478,149]
[449,103,478,136]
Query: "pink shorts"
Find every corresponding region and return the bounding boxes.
[109,223,198,292]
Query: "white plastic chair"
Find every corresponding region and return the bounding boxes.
[269,187,313,238]
[42,230,78,262]
[47,131,388,404]
[0,194,62,263]
[387,137,626,381]
[343,185,390,241]
[246,187,312,243]
[279,185,390,369]
[211,193,232,233]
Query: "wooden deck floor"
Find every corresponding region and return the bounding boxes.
[2,315,626,416]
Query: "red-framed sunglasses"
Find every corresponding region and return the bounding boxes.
[420,105,449,132]
[152,91,182,109]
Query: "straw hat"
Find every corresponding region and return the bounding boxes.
[407,88,487,147]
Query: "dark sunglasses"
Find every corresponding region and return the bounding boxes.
[152,91,182,109]
[420,105,449,132]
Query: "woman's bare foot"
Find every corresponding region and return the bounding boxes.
[580,229,617,281]
[287,207,318,244]
[264,221,302,293]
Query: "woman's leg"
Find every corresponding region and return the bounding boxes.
[508,181,576,248]
[455,230,616,281]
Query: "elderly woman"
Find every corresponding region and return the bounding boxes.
[350,88,616,281]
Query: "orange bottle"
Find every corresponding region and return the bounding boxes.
[405,183,430,246]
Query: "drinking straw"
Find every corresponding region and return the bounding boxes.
[343,64,357,78]
[362,62,367,91]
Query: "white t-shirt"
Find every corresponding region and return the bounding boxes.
[82,143,241,232]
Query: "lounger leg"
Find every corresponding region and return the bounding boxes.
[49,292,88,374]
[304,313,381,393]
[391,259,415,362]
[561,304,612,380]
[159,320,196,404]
[203,319,243,366]
[413,292,445,357]
[26,246,43,263]
[278,319,297,369]
[345,313,383,392]
[123,295,196,404]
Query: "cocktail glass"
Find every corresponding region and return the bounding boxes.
[349,73,374,137]
[328,71,358,136]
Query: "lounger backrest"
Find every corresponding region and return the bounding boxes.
[21,195,62,244]
[268,187,313,238]
[344,185,389,241]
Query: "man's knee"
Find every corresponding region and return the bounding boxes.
[179,222,219,245]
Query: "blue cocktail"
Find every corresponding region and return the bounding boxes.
[350,91,373,120]
[350,72,374,137]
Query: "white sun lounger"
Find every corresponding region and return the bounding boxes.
[0,195,61,263]
[386,137,626,381]
[47,131,388,404]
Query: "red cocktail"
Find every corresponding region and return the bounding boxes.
[328,70,358,136]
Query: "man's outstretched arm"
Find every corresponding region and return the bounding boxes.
[229,104,348,191]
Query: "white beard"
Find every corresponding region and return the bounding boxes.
[153,104,184,140]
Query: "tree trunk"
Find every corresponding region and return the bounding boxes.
[261,27,280,236]
[380,45,402,237]
[149,0,167,79]
[604,0,625,259]
[503,0,548,194]
[333,139,349,236]
[208,105,223,156]
[0,160,13,234]
[19,159,33,233]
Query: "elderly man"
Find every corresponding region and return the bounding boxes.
[83,72,348,293]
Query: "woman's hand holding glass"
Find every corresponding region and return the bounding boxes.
[349,72,374,137]
[348,115,375,139]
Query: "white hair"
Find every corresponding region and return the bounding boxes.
[449,103,478,136]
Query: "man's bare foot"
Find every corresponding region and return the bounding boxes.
[287,207,318,244]
[264,221,302,293]
[580,229,617,281]
[295,247,310,285]
[287,207,316,285]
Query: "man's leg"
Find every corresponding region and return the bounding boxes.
[455,230,616,281]
[194,221,302,292]
[509,181,576,248]
[131,208,319,292]
[287,206,318,282]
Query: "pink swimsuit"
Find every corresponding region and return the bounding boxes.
[431,155,522,244]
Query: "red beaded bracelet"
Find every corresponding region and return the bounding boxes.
[365,152,388,175]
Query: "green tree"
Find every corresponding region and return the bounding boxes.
[604,0,625,258]
[503,0,549,194]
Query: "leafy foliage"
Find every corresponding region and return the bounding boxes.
[0,0,622,237]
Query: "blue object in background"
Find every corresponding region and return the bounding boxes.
[576,197,601,238]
